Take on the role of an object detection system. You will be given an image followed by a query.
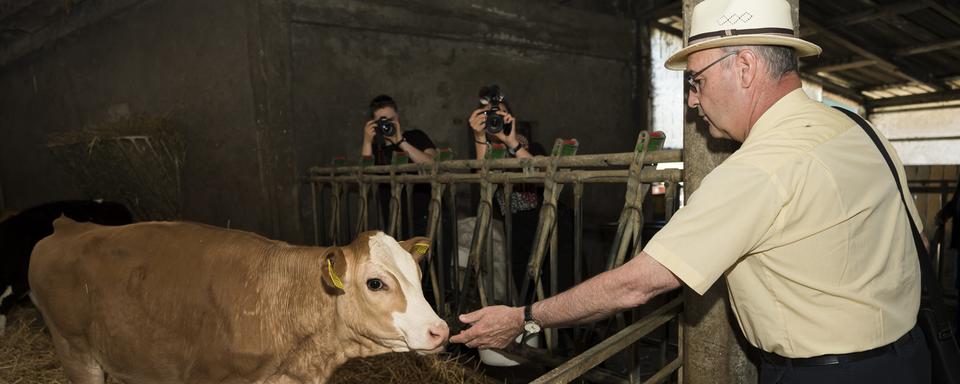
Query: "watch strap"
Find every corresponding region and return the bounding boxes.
[524,304,536,323]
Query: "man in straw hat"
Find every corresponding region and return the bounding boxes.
[452,0,930,382]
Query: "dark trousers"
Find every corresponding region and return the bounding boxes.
[760,326,931,384]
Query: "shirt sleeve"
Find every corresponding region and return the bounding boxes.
[404,130,436,151]
[643,161,786,295]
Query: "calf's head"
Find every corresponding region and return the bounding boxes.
[322,231,448,354]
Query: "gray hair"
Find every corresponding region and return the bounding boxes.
[722,45,798,79]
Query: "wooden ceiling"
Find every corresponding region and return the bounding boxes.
[3,0,959,111]
[645,0,960,112]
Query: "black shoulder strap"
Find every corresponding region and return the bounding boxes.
[833,106,953,330]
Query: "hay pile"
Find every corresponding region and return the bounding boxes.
[328,352,493,384]
[0,305,67,383]
[1,304,491,384]
[46,114,185,221]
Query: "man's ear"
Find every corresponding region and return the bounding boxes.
[737,49,759,88]
[320,247,347,294]
[398,236,432,263]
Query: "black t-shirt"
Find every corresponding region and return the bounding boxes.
[372,129,435,236]
[373,129,435,166]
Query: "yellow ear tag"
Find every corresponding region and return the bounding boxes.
[413,242,430,256]
[326,259,344,290]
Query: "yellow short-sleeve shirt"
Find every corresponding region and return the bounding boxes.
[644,89,922,358]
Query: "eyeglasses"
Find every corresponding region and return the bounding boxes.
[686,50,740,94]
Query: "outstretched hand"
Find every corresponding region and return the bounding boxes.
[449,305,525,349]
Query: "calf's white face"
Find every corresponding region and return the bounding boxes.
[339,232,447,353]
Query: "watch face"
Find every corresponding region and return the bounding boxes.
[524,321,541,334]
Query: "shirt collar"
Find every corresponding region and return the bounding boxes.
[744,88,811,145]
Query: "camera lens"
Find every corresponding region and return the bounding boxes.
[484,111,504,134]
[376,117,396,137]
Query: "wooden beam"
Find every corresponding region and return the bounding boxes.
[924,0,960,27]
[865,89,960,108]
[640,0,681,22]
[825,1,928,27]
[530,297,682,384]
[288,0,636,62]
[800,15,944,90]
[0,0,36,23]
[0,0,148,68]
[804,57,875,73]
[894,36,960,56]
[800,73,866,103]
[652,20,683,38]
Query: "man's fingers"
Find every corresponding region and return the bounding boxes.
[459,309,483,324]
[451,327,482,345]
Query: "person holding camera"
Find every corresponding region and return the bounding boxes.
[467,85,576,301]
[361,95,436,166]
[469,86,533,161]
[360,95,436,237]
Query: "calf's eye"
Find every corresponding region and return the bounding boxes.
[366,278,386,291]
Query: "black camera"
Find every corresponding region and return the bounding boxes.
[479,85,509,135]
[375,117,396,137]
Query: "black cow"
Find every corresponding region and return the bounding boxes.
[0,200,133,333]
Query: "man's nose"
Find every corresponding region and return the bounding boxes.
[687,89,700,109]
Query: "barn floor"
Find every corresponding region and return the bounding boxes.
[0,302,81,384]
[0,302,493,384]
[1,301,673,383]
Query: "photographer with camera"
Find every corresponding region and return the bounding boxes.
[361,95,436,166]
[469,85,532,161]
[360,95,436,238]
[467,85,575,301]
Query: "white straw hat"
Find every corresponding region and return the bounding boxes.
[665,0,822,70]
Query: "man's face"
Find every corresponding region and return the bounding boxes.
[373,106,399,125]
[685,48,747,142]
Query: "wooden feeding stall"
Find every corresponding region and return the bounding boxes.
[307,131,684,383]
[45,115,185,221]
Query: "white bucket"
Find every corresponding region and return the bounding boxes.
[478,332,540,367]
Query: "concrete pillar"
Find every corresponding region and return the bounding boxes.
[679,1,800,383]
[246,0,303,243]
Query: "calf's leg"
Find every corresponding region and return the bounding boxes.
[48,324,105,384]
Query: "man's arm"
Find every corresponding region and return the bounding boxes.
[449,251,681,349]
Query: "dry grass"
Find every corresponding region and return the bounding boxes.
[46,114,185,221]
[328,352,494,384]
[0,305,67,384]
[1,305,491,384]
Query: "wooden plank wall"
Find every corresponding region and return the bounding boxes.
[906,165,958,240]
[906,165,958,295]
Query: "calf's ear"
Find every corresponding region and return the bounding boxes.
[321,247,347,294]
[398,236,432,263]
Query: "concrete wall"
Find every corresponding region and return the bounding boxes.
[0,0,640,244]
[0,0,274,235]
[291,0,637,163]
[289,0,639,234]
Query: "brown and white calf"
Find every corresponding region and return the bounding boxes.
[29,217,447,383]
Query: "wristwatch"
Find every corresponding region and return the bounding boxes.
[523,304,542,334]
[507,142,523,156]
